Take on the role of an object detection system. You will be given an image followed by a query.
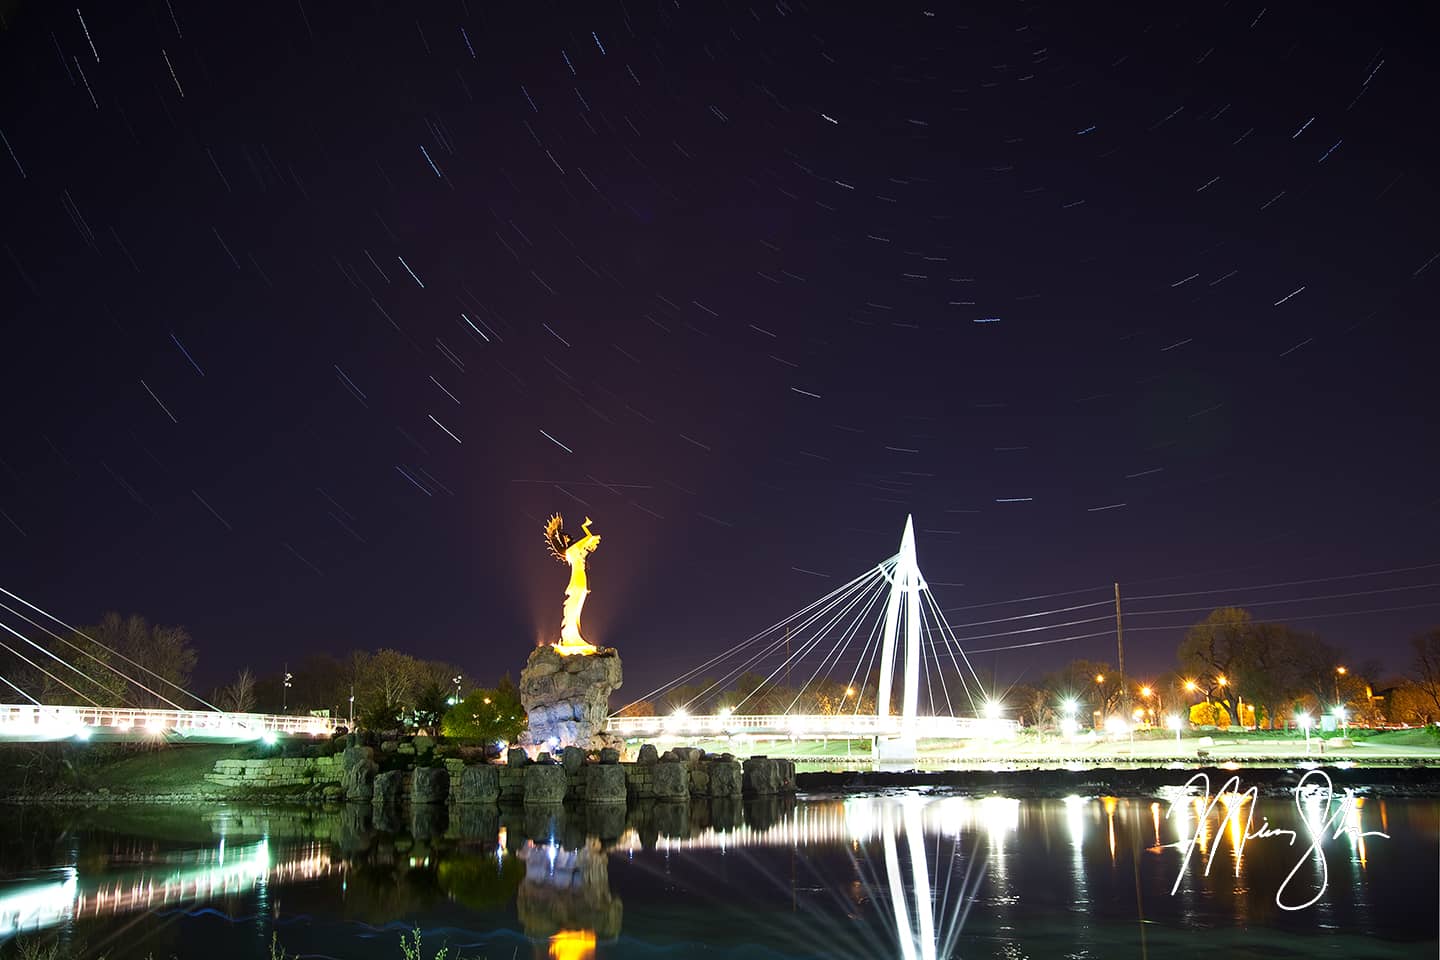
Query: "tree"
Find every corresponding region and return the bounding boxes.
[1177,608,1256,728]
[1409,628,1440,719]
[1040,659,1122,721]
[86,612,199,707]
[442,682,525,744]
[412,681,450,736]
[614,700,656,717]
[219,668,257,713]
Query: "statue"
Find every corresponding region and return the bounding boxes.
[544,514,602,656]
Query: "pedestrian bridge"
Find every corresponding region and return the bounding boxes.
[0,703,334,743]
[607,712,1019,741]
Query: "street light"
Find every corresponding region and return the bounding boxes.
[1334,705,1348,737]
[1166,714,1183,745]
[282,668,293,712]
[1334,666,1347,705]
[449,674,463,707]
[1296,712,1312,751]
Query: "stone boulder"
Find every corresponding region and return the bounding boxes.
[585,763,627,803]
[342,761,377,801]
[341,745,375,772]
[454,764,501,804]
[562,745,585,774]
[523,764,569,804]
[517,644,624,753]
[653,760,689,801]
[599,747,620,764]
[637,744,659,765]
[412,735,435,756]
[372,770,405,806]
[703,759,743,798]
[507,747,531,767]
[743,757,782,795]
[411,767,449,805]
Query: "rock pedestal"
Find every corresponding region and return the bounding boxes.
[518,644,623,753]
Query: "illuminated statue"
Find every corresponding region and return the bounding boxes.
[544,514,602,655]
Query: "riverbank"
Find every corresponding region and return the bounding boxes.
[797,763,1440,797]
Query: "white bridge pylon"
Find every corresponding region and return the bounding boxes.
[876,516,925,761]
[611,516,1017,757]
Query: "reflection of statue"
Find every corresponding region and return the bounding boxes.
[517,838,621,956]
[544,514,602,655]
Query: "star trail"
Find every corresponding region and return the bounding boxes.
[0,3,1437,695]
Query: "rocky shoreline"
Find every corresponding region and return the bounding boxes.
[797,763,1440,797]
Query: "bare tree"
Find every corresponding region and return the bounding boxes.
[1409,629,1440,719]
[219,667,257,713]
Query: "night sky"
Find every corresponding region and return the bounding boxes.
[2,2,1437,700]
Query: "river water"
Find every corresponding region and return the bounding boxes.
[0,786,1435,959]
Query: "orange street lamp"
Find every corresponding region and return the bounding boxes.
[1216,675,1228,687]
[1140,686,1153,699]
[1095,674,1105,684]
[1184,680,1197,693]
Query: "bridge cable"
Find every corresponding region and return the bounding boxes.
[616,560,889,712]
[0,672,41,705]
[0,590,216,710]
[0,635,103,706]
[0,617,138,707]
[661,564,885,712]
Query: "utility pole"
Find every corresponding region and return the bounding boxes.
[1113,582,1127,714]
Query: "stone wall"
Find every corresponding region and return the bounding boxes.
[205,745,790,805]
[205,754,344,789]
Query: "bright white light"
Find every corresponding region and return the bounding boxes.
[1059,717,1078,738]
[983,700,1003,720]
[1103,715,1128,735]
[1166,714,1183,731]
[1061,699,1078,717]
[717,707,733,718]
[671,707,689,719]
[1333,706,1347,719]
[1295,713,1312,729]
[260,731,277,745]
[73,727,92,742]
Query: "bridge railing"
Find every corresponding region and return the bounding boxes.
[605,713,1020,740]
[0,704,334,740]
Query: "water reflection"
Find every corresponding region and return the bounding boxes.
[0,788,1431,958]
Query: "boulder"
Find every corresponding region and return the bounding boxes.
[777,759,797,793]
[743,757,782,795]
[523,764,569,804]
[342,761,377,801]
[637,744,659,765]
[396,742,417,756]
[321,784,345,802]
[372,770,405,806]
[507,747,531,767]
[411,767,449,805]
[517,644,624,754]
[380,741,398,754]
[454,764,501,804]
[585,763,627,803]
[341,745,375,772]
[704,760,743,798]
[599,747,621,765]
[561,745,585,774]
[412,735,435,755]
[653,760,689,801]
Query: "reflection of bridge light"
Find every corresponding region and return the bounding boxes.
[0,840,335,938]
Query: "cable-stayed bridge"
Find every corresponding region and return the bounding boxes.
[609,517,1019,760]
[0,587,331,743]
[2,517,1012,755]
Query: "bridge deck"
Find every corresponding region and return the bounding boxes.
[606,713,1019,740]
[0,704,334,742]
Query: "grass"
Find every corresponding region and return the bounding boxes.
[1363,728,1439,747]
